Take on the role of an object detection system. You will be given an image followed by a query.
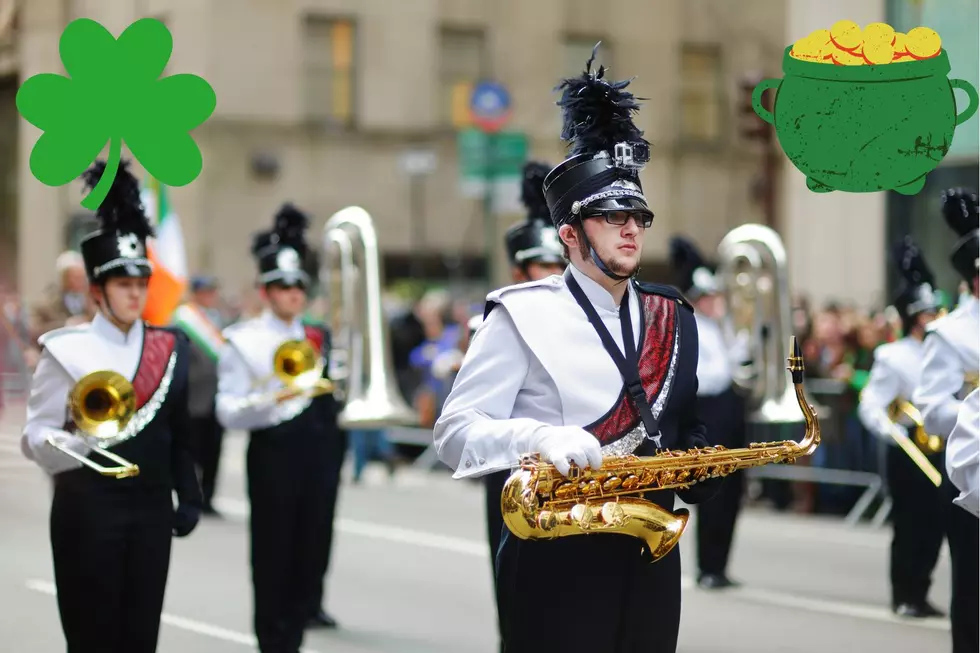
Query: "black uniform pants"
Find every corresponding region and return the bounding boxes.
[50,484,173,653]
[484,469,509,650]
[696,388,746,576]
[885,445,948,606]
[496,510,682,652]
[190,413,224,507]
[948,495,979,653]
[306,429,346,619]
[246,432,341,653]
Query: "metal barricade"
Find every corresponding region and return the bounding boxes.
[745,377,886,525]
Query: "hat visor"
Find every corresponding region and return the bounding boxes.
[583,197,652,216]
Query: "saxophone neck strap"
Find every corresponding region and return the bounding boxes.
[566,275,662,447]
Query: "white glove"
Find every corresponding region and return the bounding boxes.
[25,428,87,475]
[528,426,603,477]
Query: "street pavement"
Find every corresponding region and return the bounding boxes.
[0,399,953,653]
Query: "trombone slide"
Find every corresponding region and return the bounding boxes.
[46,434,140,479]
[885,426,942,488]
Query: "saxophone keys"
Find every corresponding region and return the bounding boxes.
[621,475,640,490]
[536,510,559,532]
[602,476,623,492]
[578,478,600,495]
[569,503,594,528]
[600,502,628,527]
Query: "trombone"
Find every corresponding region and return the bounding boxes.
[46,370,141,478]
[885,398,942,487]
[269,339,335,401]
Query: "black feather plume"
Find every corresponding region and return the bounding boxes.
[941,187,979,237]
[520,161,551,220]
[669,236,706,271]
[251,230,274,257]
[555,41,649,157]
[271,203,310,255]
[892,236,935,287]
[81,159,154,239]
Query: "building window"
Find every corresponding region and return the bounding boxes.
[303,16,356,126]
[439,28,487,129]
[563,36,610,76]
[679,44,723,145]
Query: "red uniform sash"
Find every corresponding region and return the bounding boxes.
[584,295,678,445]
[303,325,324,355]
[133,329,177,409]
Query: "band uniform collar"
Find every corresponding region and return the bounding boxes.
[260,309,305,338]
[566,262,635,314]
[91,310,144,346]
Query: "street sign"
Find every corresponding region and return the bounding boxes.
[457,129,527,179]
[469,81,512,132]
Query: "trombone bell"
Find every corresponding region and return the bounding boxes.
[50,370,141,478]
[273,339,336,400]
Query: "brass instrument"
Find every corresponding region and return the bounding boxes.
[501,337,820,561]
[45,370,141,478]
[884,398,942,486]
[716,224,827,423]
[320,206,417,429]
[271,339,335,400]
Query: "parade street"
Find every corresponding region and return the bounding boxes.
[0,404,951,653]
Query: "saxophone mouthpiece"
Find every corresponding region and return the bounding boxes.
[788,335,804,385]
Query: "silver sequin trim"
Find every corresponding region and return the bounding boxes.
[93,257,153,277]
[578,188,646,210]
[95,351,177,450]
[598,318,681,456]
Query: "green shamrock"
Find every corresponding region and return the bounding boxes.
[16,17,216,210]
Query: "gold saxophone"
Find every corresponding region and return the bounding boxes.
[500,336,820,562]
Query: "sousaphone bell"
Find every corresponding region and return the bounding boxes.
[46,370,141,478]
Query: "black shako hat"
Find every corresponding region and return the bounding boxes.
[504,161,564,267]
[79,159,155,282]
[669,236,720,299]
[543,42,653,230]
[891,235,942,324]
[940,188,979,282]
[251,203,312,287]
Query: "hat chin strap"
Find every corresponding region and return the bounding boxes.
[583,231,633,282]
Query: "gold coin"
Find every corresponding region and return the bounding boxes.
[808,29,831,43]
[830,19,862,51]
[893,52,914,63]
[790,36,824,62]
[832,48,865,66]
[893,32,909,54]
[906,26,941,59]
[863,40,894,65]
[863,22,896,45]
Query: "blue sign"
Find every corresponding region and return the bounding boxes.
[469,81,512,132]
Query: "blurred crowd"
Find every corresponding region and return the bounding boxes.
[0,254,971,516]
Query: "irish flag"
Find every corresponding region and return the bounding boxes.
[141,177,188,325]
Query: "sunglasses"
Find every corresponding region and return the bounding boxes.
[586,211,654,229]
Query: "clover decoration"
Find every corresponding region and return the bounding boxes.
[16,18,216,210]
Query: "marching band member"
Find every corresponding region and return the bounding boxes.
[912,187,979,653]
[433,45,718,653]
[173,275,227,516]
[21,160,201,653]
[481,160,566,649]
[669,235,748,590]
[216,204,344,653]
[857,237,945,618]
[946,387,979,519]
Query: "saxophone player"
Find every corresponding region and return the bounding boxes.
[434,44,718,653]
[216,204,344,653]
[669,235,749,590]
[21,160,202,653]
[946,387,979,519]
[912,187,978,653]
[857,237,945,618]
